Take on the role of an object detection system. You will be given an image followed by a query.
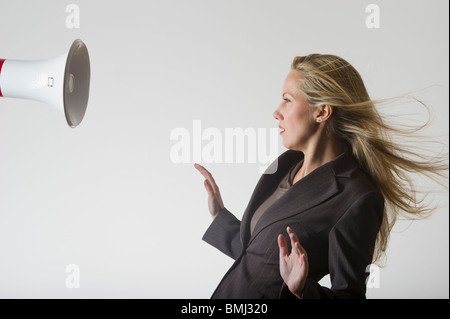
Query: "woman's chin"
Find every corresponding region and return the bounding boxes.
[282,136,300,151]
[282,141,291,149]
[282,141,302,152]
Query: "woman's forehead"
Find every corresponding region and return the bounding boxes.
[283,70,303,96]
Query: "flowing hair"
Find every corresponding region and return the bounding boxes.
[291,54,448,263]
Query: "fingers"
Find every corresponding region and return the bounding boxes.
[278,229,305,257]
[287,226,299,256]
[278,234,289,258]
[194,163,213,181]
[287,226,299,242]
[204,179,214,195]
[196,164,225,212]
[297,243,308,266]
[287,226,307,257]
[194,163,220,193]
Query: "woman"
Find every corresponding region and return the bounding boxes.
[194,54,447,299]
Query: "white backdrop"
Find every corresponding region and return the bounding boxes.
[0,0,448,298]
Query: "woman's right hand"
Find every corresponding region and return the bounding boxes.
[194,163,225,219]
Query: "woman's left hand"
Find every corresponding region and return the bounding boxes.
[278,226,309,298]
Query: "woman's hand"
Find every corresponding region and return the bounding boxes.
[194,163,225,219]
[278,226,309,298]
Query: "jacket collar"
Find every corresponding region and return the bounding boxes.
[241,147,358,246]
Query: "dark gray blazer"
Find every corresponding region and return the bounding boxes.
[202,148,384,299]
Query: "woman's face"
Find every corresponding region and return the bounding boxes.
[273,70,317,151]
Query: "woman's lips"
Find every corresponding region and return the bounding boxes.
[279,125,285,134]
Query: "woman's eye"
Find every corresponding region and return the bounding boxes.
[283,98,290,103]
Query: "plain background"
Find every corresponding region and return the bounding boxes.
[0,0,448,298]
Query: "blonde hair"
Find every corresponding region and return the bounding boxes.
[291,54,448,263]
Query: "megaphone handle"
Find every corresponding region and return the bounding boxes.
[0,59,5,97]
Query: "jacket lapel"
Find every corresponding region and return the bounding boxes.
[248,164,338,246]
[240,150,304,246]
[242,148,357,248]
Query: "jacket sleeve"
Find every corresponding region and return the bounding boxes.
[283,191,384,299]
[202,207,243,260]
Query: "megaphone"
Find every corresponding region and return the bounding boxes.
[0,39,90,128]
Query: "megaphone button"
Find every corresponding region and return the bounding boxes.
[48,77,54,87]
[69,74,75,93]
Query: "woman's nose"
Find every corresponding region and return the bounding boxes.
[273,108,282,120]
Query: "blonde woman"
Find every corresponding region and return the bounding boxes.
[195,54,447,299]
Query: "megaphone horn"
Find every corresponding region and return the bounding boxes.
[0,39,91,128]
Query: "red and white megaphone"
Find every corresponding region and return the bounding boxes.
[0,39,90,128]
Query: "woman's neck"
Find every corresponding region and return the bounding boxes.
[293,136,345,184]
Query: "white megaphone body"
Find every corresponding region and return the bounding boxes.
[0,39,90,128]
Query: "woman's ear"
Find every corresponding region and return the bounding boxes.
[315,105,333,123]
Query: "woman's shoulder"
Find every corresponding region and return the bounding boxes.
[331,149,382,198]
